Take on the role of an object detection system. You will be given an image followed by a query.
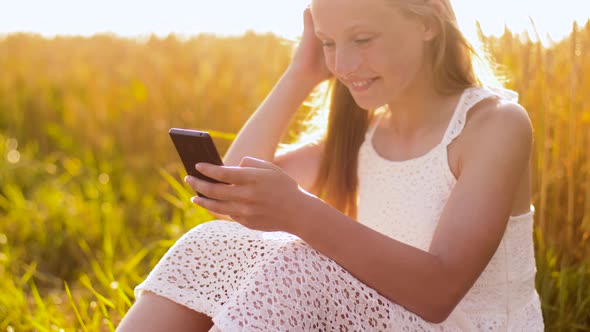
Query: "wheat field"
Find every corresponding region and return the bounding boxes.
[0,23,589,331]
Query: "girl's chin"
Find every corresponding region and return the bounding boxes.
[347,86,387,110]
[350,95,385,111]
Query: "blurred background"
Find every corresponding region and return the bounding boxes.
[0,0,589,330]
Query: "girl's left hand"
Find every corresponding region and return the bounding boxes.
[184,157,311,233]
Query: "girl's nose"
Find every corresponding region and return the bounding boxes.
[334,48,361,78]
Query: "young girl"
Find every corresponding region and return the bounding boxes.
[118,0,544,330]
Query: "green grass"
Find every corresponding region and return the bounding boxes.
[0,133,213,331]
[1,30,589,331]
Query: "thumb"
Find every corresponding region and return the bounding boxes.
[239,156,279,170]
[303,6,314,30]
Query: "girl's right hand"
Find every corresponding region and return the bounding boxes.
[287,7,333,88]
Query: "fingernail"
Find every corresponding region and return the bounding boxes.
[195,163,203,171]
[184,176,189,182]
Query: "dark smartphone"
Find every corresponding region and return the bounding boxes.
[169,128,225,198]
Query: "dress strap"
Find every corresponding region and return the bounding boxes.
[441,86,520,146]
[365,111,386,139]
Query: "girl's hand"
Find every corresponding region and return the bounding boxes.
[287,7,332,87]
[205,210,233,221]
[184,157,312,233]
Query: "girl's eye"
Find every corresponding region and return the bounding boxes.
[355,38,372,45]
[322,41,335,48]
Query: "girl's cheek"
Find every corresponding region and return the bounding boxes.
[323,51,336,74]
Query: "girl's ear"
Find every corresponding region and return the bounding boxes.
[421,15,441,42]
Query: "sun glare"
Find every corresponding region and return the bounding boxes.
[0,0,588,42]
[453,0,590,45]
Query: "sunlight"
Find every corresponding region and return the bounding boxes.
[0,0,588,42]
[453,0,590,45]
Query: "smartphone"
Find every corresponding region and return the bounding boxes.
[169,128,225,198]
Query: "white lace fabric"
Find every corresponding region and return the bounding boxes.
[135,86,544,331]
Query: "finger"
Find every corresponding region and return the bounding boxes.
[191,196,241,217]
[195,163,253,185]
[186,176,235,201]
[186,176,255,202]
[238,156,281,171]
[208,210,233,221]
[303,6,314,31]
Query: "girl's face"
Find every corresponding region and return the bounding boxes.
[311,0,435,110]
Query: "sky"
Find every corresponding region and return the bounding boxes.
[0,0,589,43]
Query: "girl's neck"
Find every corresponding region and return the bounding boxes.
[383,70,458,140]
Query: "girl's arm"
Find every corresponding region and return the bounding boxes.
[289,102,533,323]
[190,100,532,323]
[223,8,331,167]
[222,70,315,166]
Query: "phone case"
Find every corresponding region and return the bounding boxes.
[169,128,225,198]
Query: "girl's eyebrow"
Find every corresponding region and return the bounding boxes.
[315,24,375,38]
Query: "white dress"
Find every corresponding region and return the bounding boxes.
[135,86,545,331]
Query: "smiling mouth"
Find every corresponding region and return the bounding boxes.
[346,77,378,92]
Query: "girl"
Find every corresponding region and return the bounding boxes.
[118,0,544,330]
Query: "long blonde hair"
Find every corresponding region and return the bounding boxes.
[301,0,501,218]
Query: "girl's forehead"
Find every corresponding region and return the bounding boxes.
[311,0,404,33]
[311,0,389,13]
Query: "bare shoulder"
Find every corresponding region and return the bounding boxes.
[273,141,324,194]
[461,99,533,162]
[466,98,532,134]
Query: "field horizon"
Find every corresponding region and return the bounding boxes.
[1,24,589,331]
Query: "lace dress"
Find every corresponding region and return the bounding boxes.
[135,86,544,331]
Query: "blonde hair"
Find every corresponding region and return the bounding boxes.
[292,0,503,218]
